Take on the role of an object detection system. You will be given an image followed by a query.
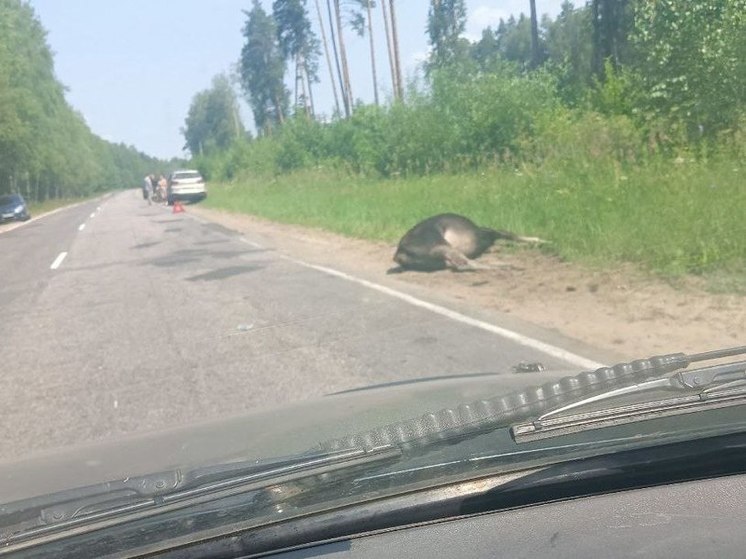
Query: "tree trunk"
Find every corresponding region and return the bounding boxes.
[388,0,403,100]
[304,63,316,117]
[593,0,629,72]
[275,92,285,125]
[366,0,379,106]
[333,0,354,113]
[299,53,310,117]
[232,104,241,140]
[314,0,341,117]
[326,0,349,117]
[529,0,540,68]
[381,0,398,100]
[294,54,301,109]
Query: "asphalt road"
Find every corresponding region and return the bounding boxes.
[1,192,604,460]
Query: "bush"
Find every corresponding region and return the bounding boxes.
[631,0,746,141]
[193,52,743,185]
[523,109,644,166]
[429,64,559,160]
[196,65,566,179]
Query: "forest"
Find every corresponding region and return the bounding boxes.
[185,0,745,177]
[0,0,164,202]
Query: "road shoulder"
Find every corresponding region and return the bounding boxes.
[188,206,745,360]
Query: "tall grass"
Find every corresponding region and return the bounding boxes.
[204,154,744,276]
[27,196,91,215]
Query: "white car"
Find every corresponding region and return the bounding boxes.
[167,170,207,204]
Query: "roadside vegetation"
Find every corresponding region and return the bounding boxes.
[0,1,169,202]
[187,0,745,279]
[26,197,87,216]
[206,157,743,276]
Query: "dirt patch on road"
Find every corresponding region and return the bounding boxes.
[191,206,745,360]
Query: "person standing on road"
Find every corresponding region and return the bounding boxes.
[157,174,167,202]
[142,174,153,205]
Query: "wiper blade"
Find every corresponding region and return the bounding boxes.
[317,346,746,454]
[0,446,400,554]
[512,365,746,443]
[526,358,746,420]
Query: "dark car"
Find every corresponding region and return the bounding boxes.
[0,194,31,223]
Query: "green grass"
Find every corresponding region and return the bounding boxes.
[203,156,745,279]
[27,197,88,216]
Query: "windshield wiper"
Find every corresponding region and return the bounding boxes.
[6,348,745,553]
[512,355,746,442]
[316,346,746,454]
[0,445,400,554]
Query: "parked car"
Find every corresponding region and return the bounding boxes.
[167,170,207,205]
[0,194,31,223]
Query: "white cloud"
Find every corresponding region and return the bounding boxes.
[463,5,509,42]
[470,5,509,30]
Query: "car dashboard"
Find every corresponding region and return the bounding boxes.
[271,473,745,558]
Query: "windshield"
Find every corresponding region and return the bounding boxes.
[171,171,202,180]
[0,194,21,206]
[1,0,744,556]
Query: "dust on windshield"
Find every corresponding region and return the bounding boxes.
[0,0,743,467]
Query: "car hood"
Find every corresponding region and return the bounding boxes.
[0,369,573,504]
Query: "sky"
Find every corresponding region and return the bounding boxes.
[28,1,565,160]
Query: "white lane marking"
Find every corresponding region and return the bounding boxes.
[281,257,605,370]
[239,237,264,249]
[90,212,96,218]
[50,251,68,270]
[78,223,86,231]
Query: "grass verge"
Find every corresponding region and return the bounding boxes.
[28,197,89,216]
[203,156,745,282]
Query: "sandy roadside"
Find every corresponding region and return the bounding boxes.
[190,206,745,361]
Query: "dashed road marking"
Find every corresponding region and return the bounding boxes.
[50,252,68,270]
[90,212,96,218]
[78,223,86,231]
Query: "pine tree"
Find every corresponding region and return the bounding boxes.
[427,0,467,71]
[272,0,320,117]
[239,0,289,133]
